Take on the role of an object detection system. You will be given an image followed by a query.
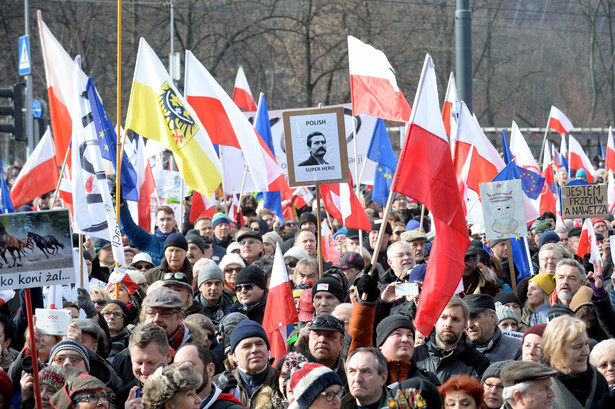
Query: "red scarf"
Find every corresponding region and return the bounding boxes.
[168,323,186,351]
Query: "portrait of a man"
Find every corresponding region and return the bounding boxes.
[298,131,328,166]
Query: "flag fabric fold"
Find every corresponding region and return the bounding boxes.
[189,191,217,223]
[548,106,574,136]
[348,35,411,122]
[10,128,59,208]
[577,218,602,270]
[539,140,557,215]
[442,72,459,139]
[367,119,397,206]
[125,39,222,198]
[606,127,615,175]
[568,135,596,182]
[108,267,139,295]
[390,54,469,336]
[320,180,371,231]
[131,134,157,232]
[232,66,257,111]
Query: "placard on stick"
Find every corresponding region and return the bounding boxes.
[479,179,527,241]
[283,107,349,187]
[561,184,608,219]
[0,209,74,289]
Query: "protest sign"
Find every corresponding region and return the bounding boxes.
[561,184,608,219]
[0,209,73,289]
[480,179,527,241]
[35,308,72,335]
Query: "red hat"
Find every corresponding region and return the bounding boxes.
[298,288,315,322]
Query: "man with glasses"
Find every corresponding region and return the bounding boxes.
[381,241,415,285]
[144,233,193,285]
[237,231,263,266]
[196,263,233,323]
[229,265,268,324]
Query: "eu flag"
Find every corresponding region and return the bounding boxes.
[501,129,544,200]
[367,119,397,206]
[86,78,138,202]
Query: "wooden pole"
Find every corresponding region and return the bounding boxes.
[315,184,323,278]
[367,189,395,275]
[78,235,84,288]
[419,203,426,232]
[25,289,42,409]
[50,143,71,207]
[506,239,518,295]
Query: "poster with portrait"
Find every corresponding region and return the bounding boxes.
[283,107,350,186]
[479,179,527,242]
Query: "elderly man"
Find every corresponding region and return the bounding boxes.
[302,315,348,388]
[381,241,415,285]
[530,258,586,325]
[465,294,522,363]
[213,320,282,409]
[237,231,263,265]
[196,263,233,323]
[368,221,391,267]
[400,230,427,264]
[414,297,490,384]
[185,231,205,266]
[312,275,344,315]
[120,204,177,265]
[500,361,557,409]
[121,324,172,409]
[537,243,564,275]
[144,233,193,285]
[230,265,268,324]
[292,257,319,287]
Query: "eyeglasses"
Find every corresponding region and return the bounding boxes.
[393,230,405,236]
[390,252,413,258]
[239,239,259,246]
[319,388,344,402]
[73,393,113,405]
[94,300,107,307]
[284,222,298,227]
[235,283,255,292]
[483,383,504,392]
[146,309,181,319]
[164,272,186,280]
[225,267,242,274]
[133,264,151,270]
[53,354,84,365]
[102,311,125,319]
[311,315,345,333]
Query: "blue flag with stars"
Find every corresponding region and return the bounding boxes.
[254,94,283,221]
[86,78,138,202]
[0,160,14,213]
[367,119,397,207]
[501,129,544,200]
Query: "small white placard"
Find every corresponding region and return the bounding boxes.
[35,308,72,336]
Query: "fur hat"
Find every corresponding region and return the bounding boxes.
[142,362,202,409]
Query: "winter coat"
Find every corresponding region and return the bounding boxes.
[196,292,234,323]
[473,327,522,363]
[119,203,172,266]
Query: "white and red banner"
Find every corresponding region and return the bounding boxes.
[577,218,602,271]
[568,135,596,182]
[548,106,574,136]
[320,179,371,231]
[231,66,257,111]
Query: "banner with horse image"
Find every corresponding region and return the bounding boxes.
[0,209,74,289]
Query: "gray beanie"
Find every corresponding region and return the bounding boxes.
[48,338,90,372]
[219,312,249,353]
[495,302,518,325]
[197,263,224,288]
[481,360,513,383]
[376,314,415,347]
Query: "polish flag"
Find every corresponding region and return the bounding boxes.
[107,267,139,295]
[548,106,574,136]
[262,243,299,365]
[228,195,243,227]
[348,35,411,122]
[231,66,257,111]
[539,140,557,215]
[132,135,156,232]
[577,218,602,271]
[184,51,287,195]
[608,170,615,213]
[321,219,340,264]
[320,179,371,231]
[281,187,313,219]
[441,72,459,139]
[510,121,540,174]
[0,290,15,308]
[568,135,596,182]
[10,128,59,207]
[190,191,217,223]
[391,54,469,336]
[606,127,615,174]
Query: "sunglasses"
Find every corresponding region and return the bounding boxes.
[286,260,298,268]
[133,264,151,270]
[311,315,345,333]
[164,272,186,280]
[393,230,405,236]
[284,222,298,227]
[239,239,259,246]
[225,267,242,274]
[203,244,211,250]
[235,283,255,292]
[94,300,107,307]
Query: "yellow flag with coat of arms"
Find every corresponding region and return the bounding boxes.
[125,38,222,197]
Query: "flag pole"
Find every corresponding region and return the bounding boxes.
[115,0,122,269]
[538,115,551,165]
[79,234,84,288]
[25,289,43,409]
[315,183,323,278]
[367,189,395,276]
[51,144,71,207]
[218,150,229,216]
[352,117,360,197]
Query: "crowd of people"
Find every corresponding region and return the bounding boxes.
[0,173,614,409]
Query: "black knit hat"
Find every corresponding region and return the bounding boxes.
[376,314,415,347]
[312,275,344,302]
[102,300,131,327]
[164,233,188,251]
[235,265,267,290]
[299,212,317,227]
[494,292,522,310]
[185,232,205,253]
[229,319,270,353]
[481,360,513,383]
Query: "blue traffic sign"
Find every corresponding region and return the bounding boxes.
[32,99,41,119]
[19,35,31,75]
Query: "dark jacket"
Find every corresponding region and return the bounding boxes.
[341,378,442,409]
[91,257,113,283]
[119,203,171,266]
[230,292,268,324]
[592,293,615,339]
[551,366,612,409]
[196,292,234,323]
[473,327,522,363]
[413,332,490,384]
[145,257,193,285]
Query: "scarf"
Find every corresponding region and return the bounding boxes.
[168,323,186,351]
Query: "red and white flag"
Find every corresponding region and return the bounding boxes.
[190,191,217,223]
[441,72,459,140]
[606,127,615,174]
[320,180,371,231]
[568,135,596,182]
[548,106,574,137]
[391,54,469,336]
[231,66,257,111]
[539,140,557,215]
[184,51,287,195]
[132,134,156,232]
[0,290,15,308]
[348,35,411,122]
[510,121,540,174]
[577,218,602,271]
[608,170,615,213]
[107,267,139,295]
[321,219,340,265]
[262,243,299,365]
[10,127,59,207]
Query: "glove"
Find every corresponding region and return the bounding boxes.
[356,268,380,303]
[216,370,238,393]
[588,273,607,298]
[77,288,98,317]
